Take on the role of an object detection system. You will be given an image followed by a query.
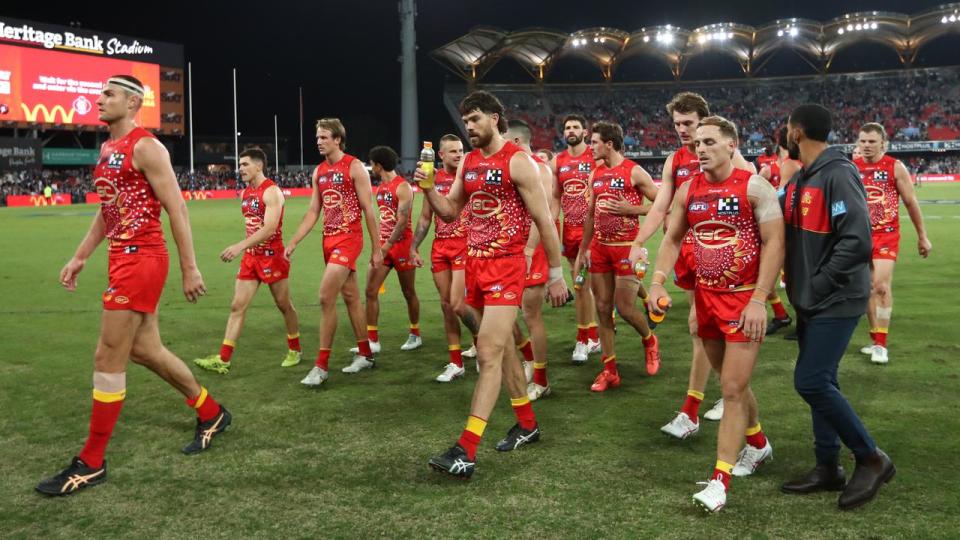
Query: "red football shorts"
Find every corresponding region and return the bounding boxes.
[465,255,525,309]
[871,230,900,261]
[525,244,548,287]
[674,239,696,291]
[383,236,416,272]
[695,288,756,343]
[323,233,363,271]
[431,237,467,273]
[562,223,584,260]
[103,251,169,314]
[589,240,633,277]
[237,248,289,284]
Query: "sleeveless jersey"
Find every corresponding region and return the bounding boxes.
[314,154,363,237]
[461,141,529,258]
[375,174,412,243]
[672,145,701,245]
[854,155,899,233]
[684,168,760,292]
[433,168,468,240]
[240,178,284,254]
[591,158,644,244]
[555,147,594,227]
[93,126,166,254]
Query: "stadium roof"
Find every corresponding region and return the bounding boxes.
[431,3,960,82]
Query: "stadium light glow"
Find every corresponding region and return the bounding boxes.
[777,30,784,37]
[838,27,845,34]
[952,14,958,22]
[790,27,799,36]
[643,35,650,43]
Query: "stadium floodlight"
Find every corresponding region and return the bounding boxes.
[943,16,949,23]
[698,34,707,44]
[728,32,734,39]
[777,30,784,37]
[790,27,799,36]
[870,22,878,29]
[855,23,862,30]
[643,35,650,42]
[847,24,854,30]
[952,14,958,22]
[838,27,845,34]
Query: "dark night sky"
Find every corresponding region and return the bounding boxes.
[9,0,953,162]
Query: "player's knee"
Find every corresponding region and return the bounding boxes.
[613,296,636,318]
[595,300,613,320]
[476,340,504,370]
[277,300,295,315]
[400,286,418,302]
[319,291,337,310]
[229,299,248,313]
[721,379,748,403]
[439,298,454,316]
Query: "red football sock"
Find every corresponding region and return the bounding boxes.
[587,324,599,341]
[518,339,534,362]
[533,362,548,386]
[681,390,704,421]
[642,332,656,347]
[457,415,487,459]
[357,340,373,357]
[410,324,420,337]
[287,333,301,352]
[78,389,125,469]
[713,460,733,490]
[219,340,235,362]
[511,397,537,430]
[576,325,589,344]
[870,328,888,347]
[746,424,768,449]
[448,345,463,368]
[602,354,618,374]
[186,387,221,423]
[367,325,379,343]
[315,348,331,370]
[771,297,788,320]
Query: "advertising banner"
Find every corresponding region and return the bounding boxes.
[6,193,72,206]
[0,136,41,169]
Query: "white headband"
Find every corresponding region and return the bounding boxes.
[107,77,145,96]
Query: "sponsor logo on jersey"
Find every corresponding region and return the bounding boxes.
[484,169,503,185]
[717,196,740,215]
[107,152,125,169]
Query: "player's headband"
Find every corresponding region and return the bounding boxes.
[107,77,145,96]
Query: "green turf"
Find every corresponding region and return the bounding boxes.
[1,185,959,538]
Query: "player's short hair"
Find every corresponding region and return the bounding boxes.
[368,145,399,172]
[459,90,508,134]
[316,117,346,150]
[239,147,268,166]
[699,116,739,143]
[562,114,587,130]
[439,134,462,151]
[666,92,710,119]
[789,104,832,143]
[777,126,790,151]
[536,149,554,161]
[859,122,887,140]
[507,119,533,144]
[591,121,624,152]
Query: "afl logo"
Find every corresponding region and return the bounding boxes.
[73,96,93,115]
[865,185,885,204]
[94,177,119,204]
[689,201,709,213]
[469,191,502,218]
[692,221,738,249]
[564,179,587,196]
[322,189,343,208]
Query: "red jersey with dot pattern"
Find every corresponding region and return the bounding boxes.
[854,155,899,233]
[672,145,701,245]
[461,141,529,258]
[433,168,468,240]
[591,158,644,244]
[241,178,284,254]
[93,126,166,254]
[555,147,593,227]
[314,154,363,237]
[684,168,760,292]
[375,174,412,243]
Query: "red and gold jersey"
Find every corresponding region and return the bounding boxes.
[684,168,760,292]
[854,155,899,233]
[433,168,468,240]
[375,174,412,244]
[314,154,363,237]
[672,145,701,245]
[757,153,777,173]
[555,147,593,227]
[93,126,166,254]
[461,141,529,258]
[240,178,284,254]
[591,158,644,244]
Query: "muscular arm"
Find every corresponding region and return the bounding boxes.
[512,153,562,268]
[748,176,785,300]
[60,208,106,291]
[575,171,597,266]
[759,165,772,181]
[895,160,932,257]
[385,180,413,250]
[411,199,433,252]
[524,162,556,252]
[237,186,283,251]
[651,181,691,284]
[733,150,757,174]
[418,161,467,222]
[632,153,675,246]
[287,167,322,250]
[351,159,382,260]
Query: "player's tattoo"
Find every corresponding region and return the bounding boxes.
[388,200,413,246]
[460,309,480,335]
[412,220,430,251]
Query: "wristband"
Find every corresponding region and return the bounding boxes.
[749,299,766,307]
[755,286,772,295]
[548,266,563,285]
[653,270,668,281]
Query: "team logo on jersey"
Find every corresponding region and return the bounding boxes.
[322,189,343,208]
[380,206,397,223]
[332,172,345,184]
[106,152,125,169]
[465,171,479,182]
[692,221,738,248]
[578,162,592,173]
[94,177,120,204]
[874,170,889,181]
[609,177,625,190]
[564,179,587,196]
[865,185,885,204]
[469,191,502,218]
[484,169,503,185]
[717,196,740,215]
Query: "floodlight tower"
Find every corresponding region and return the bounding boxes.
[399,0,419,173]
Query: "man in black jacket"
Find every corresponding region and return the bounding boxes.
[778,104,895,510]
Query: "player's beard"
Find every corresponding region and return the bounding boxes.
[566,134,583,146]
[787,138,801,161]
[471,127,494,149]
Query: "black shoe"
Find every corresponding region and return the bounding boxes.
[766,316,792,336]
[780,464,846,495]
[182,406,232,455]
[838,449,895,510]
[36,457,107,496]
[428,444,475,479]
[495,423,541,452]
[784,330,798,341]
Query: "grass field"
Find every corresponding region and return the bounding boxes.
[2,183,959,538]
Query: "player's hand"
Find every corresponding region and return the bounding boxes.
[647,285,671,316]
[627,244,648,268]
[411,162,428,187]
[738,300,767,341]
[220,243,245,262]
[283,243,297,261]
[182,267,207,303]
[546,276,569,308]
[410,250,423,268]
[371,247,384,267]
[59,257,85,292]
[918,236,932,258]
[604,198,636,216]
[572,251,588,277]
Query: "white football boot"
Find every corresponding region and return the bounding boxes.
[660,412,700,440]
[703,399,724,421]
[300,366,328,387]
